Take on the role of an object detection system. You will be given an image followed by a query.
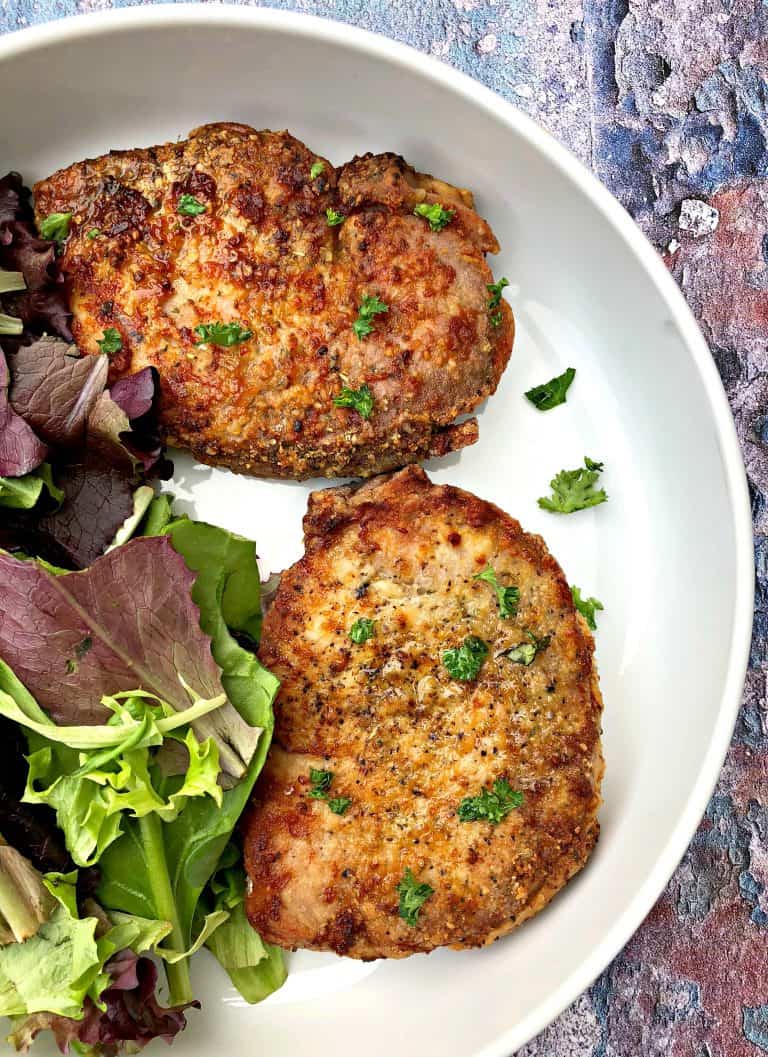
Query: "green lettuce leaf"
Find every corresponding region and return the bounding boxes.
[19,692,225,867]
[0,839,56,945]
[0,538,261,775]
[206,903,286,1003]
[95,518,279,1005]
[198,842,286,1003]
[0,903,102,1018]
[138,493,175,537]
[0,463,62,511]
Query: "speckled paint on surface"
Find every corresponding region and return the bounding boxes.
[0,1,765,1054]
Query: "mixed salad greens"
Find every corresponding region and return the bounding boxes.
[0,172,285,1054]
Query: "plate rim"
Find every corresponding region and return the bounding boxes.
[0,6,755,1054]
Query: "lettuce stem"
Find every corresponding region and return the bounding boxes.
[137,813,192,1005]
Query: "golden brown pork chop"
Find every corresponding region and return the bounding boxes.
[244,466,604,959]
[34,124,514,479]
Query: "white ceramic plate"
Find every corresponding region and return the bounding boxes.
[0,7,754,1056]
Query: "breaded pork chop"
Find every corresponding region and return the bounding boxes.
[33,123,514,479]
[244,466,604,959]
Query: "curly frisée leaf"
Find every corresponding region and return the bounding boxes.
[0,538,261,777]
[6,686,226,867]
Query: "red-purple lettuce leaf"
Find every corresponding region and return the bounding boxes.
[0,348,47,477]
[0,174,26,227]
[9,337,108,448]
[8,949,197,1056]
[34,364,170,568]
[90,367,170,477]
[0,173,71,344]
[33,455,138,569]
[0,224,56,293]
[0,538,260,777]
[6,287,73,344]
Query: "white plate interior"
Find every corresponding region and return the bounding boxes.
[0,10,753,1057]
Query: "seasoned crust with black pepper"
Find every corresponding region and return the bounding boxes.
[33,123,513,479]
[244,466,604,959]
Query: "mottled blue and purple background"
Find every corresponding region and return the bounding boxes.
[1,1,766,1053]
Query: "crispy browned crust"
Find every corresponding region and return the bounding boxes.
[244,466,604,959]
[34,124,514,479]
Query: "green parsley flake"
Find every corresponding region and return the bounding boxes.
[310,161,325,180]
[525,366,576,411]
[328,797,352,816]
[443,635,489,681]
[39,212,72,244]
[538,457,607,514]
[503,630,551,667]
[397,868,434,926]
[473,566,520,619]
[413,202,454,231]
[487,277,509,327]
[352,294,388,341]
[307,769,350,815]
[194,322,252,347]
[308,768,334,799]
[571,586,604,631]
[97,328,122,356]
[349,617,376,644]
[178,194,206,217]
[333,383,374,419]
[457,778,524,824]
[86,228,101,240]
[326,208,345,226]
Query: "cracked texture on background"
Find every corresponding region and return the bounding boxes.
[1,0,766,1053]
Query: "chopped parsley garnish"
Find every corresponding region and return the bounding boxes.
[307,769,351,814]
[457,778,524,824]
[39,211,72,244]
[97,328,122,356]
[194,322,253,347]
[413,202,454,231]
[328,797,352,816]
[397,868,434,926]
[473,566,520,619]
[86,228,101,240]
[352,294,388,340]
[310,161,325,180]
[308,768,334,799]
[443,635,489,681]
[525,366,576,411]
[487,277,509,326]
[326,207,345,226]
[333,383,374,419]
[349,617,376,644]
[503,630,551,666]
[75,635,93,659]
[177,193,206,217]
[538,457,607,514]
[571,586,604,630]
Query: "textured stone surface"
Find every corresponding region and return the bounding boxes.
[0,1,765,1054]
